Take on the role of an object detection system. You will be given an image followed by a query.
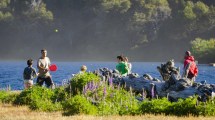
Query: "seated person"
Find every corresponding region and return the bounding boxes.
[116,55,128,76]
[79,65,87,74]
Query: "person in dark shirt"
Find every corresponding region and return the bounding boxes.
[23,59,37,89]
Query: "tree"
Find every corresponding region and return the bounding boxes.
[191,38,215,63]
[128,0,171,48]
[0,0,13,22]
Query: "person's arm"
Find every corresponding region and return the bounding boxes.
[33,68,37,78]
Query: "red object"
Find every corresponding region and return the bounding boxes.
[184,56,198,76]
[49,64,57,71]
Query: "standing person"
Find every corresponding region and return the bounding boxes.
[182,51,198,84]
[23,59,37,89]
[116,55,128,76]
[124,57,132,74]
[37,49,55,89]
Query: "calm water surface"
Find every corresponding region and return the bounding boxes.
[0,61,214,90]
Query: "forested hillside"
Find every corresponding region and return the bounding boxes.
[0,0,214,63]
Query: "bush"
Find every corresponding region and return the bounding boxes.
[13,86,62,112]
[84,82,140,115]
[196,100,215,116]
[13,86,54,105]
[29,99,62,112]
[52,87,69,102]
[140,98,172,115]
[69,72,100,95]
[170,97,197,116]
[0,91,18,104]
[62,95,98,116]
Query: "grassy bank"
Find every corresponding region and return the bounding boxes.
[0,104,215,120]
[1,73,215,117]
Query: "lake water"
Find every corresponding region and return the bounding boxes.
[0,61,214,90]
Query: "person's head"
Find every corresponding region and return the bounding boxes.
[117,55,124,62]
[41,49,47,58]
[81,65,87,72]
[184,51,191,58]
[27,59,33,67]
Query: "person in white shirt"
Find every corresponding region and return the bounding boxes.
[37,49,55,89]
[124,57,132,74]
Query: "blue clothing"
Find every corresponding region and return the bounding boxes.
[23,66,37,80]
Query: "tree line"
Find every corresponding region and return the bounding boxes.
[0,0,215,63]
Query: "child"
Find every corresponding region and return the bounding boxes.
[23,59,37,89]
[79,65,87,74]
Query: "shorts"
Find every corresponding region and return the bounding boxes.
[24,80,33,89]
[37,76,54,88]
[24,79,33,84]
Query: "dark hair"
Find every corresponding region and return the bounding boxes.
[41,49,47,53]
[117,55,124,61]
[185,51,191,56]
[27,59,33,66]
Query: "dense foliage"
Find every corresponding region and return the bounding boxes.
[191,38,215,63]
[1,0,215,62]
[0,91,18,104]
[68,72,101,95]
[0,73,213,116]
[13,86,65,111]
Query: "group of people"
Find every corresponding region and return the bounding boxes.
[116,51,198,85]
[23,49,198,89]
[116,55,132,76]
[23,49,55,89]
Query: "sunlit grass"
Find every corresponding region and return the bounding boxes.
[0,104,215,120]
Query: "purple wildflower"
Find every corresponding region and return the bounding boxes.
[92,81,95,90]
[103,87,107,97]
[109,77,113,87]
[89,82,93,90]
[142,89,145,100]
[151,85,155,98]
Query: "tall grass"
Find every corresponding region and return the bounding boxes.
[1,104,215,120]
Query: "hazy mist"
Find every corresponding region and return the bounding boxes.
[0,0,203,62]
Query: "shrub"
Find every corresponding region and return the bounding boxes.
[196,100,215,116]
[13,86,54,105]
[52,86,69,102]
[140,98,172,115]
[29,99,62,112]
[0,91,18,104]
[69,72,100,95]
[170,97,197,116]
[62,95,98,116]
[84,82,140,115]
[13,86,62,111]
